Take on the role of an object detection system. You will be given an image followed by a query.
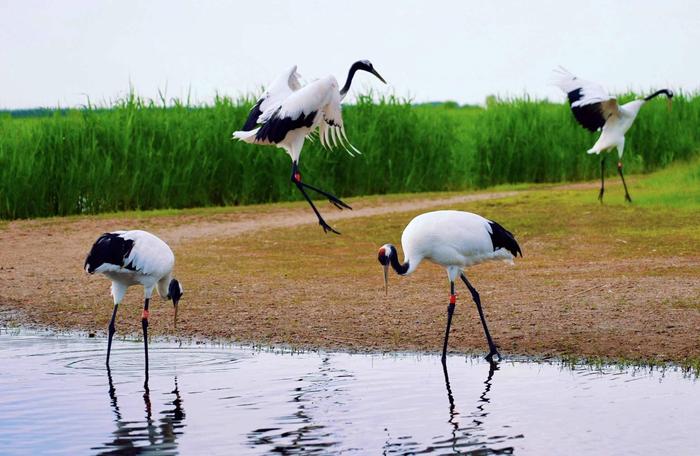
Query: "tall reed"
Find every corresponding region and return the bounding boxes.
[1,92,698,219]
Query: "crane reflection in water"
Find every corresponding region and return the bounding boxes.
[94,368,186,455]
[437,360,516,455]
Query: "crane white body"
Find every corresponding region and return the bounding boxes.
[553,67,673,202]
[379,210,522,362]
[231,60,385,234]
[86,230,176,305]
[587,100,644,158]
[399,211,517,280]
[85,229,183,368]
[233,69,357,163]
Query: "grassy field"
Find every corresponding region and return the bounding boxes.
[1,93,699,219]
[1,160,699,368]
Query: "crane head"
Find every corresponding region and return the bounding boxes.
[356,59,387,84]
[168,278,184,328]
[377,244,394,295]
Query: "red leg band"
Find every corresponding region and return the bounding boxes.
[142,310,150,320]
[450,294,457,304]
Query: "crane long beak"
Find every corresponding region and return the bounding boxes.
[173,300,179,329]
[383,264,389,295]
[372,68,387,84]
[667,98,673,112]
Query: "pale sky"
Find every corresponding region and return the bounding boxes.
[1,0,698,109]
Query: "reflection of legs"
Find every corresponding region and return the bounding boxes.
[441,361,458,444]
[476,360,499,416]
[460,274,500,361]
[441,281,457,363]
[598,157,606,202]
[106,365,120,418]
[106,304,119,365]
[142,298,150,381]
[617,161,632,203]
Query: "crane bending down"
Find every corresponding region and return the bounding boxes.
[554,67,673,202]
[378,210,522,363]
[85,230,183,371]
[233,60,386,234]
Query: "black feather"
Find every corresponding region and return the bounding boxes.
[567,88,606,132]
[571,103,606,132]
[567,88,584,104]
[487,221,522,258]
[255,108,317,144]
[241,98,264,131]
[84,233,136,273]
[168,279,183,301]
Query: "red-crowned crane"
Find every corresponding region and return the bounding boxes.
[553,67,673,202]
[85,230,184,371]
[233,60,386,234]
[377,210,522,363]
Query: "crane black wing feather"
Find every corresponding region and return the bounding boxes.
[554,68,618,132]
[487,221,522,258]
[85,233,137,273]
[255,108,318,143]
[241,98,265,131]
[238,65,302,132]
[569,93,607,132]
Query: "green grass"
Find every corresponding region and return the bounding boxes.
[1,92,699,219]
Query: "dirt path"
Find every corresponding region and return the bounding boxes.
[2,184,699,366]
[163,191,520,243]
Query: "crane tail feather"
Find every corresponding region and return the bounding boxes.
[487,221,522,258]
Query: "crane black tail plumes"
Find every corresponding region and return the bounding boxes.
[487,221,522,258]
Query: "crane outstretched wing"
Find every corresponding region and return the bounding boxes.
[317,90,360,156]
[239,76,360,155]
[252,80,322,144]
[240,65,301,131]
[553,67,620,132]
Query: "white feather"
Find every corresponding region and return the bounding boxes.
[90,230,176,303]
[552,66,615,107]
[399,211,516,276]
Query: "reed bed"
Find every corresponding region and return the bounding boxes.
[1,92,698,219]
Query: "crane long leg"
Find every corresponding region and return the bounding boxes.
[461,274,501,362]
[617,161,632,203]
[441,281,456,364]
[598,157,606,203]
[106,304,119,365]
[293,182,341,234]
[142,298,150,381]
[298,181,352,210]
[290,162,342,234]
[291,161,351,211]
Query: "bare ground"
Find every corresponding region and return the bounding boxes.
[1,184,699,364]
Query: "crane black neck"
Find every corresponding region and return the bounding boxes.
[388,245,410,275]
[339,61,364,97]
[644,89,673,101]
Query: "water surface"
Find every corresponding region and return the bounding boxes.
[0,330,698,455]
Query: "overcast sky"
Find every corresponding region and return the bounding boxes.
[1,0,698,109]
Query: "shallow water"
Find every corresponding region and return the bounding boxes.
[0,330,698,455]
